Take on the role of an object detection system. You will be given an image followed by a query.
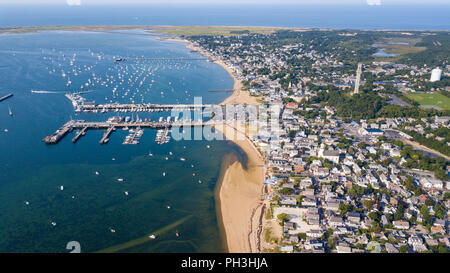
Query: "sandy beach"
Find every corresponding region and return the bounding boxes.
[166,37,266,252]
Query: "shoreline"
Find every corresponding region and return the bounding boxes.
[167,37,265,252]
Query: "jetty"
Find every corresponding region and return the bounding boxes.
[100,126,115,145]
[72,127,88,143]
[0,93,13,102]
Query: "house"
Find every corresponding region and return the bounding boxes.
[279,245,294,252]
[279,195,297,206]
[385,243,399,253]
[336,245,352,253]
[322,150,340,164]
[347,212,361,223]
[306,230,324,238]
[419,177,443,190]
[302,197,317,207]
[329,216,344,227]
[431,225,446,234]
[393,220,410,230]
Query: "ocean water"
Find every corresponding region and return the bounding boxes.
[0,30,238,253]
[0,4,449,30]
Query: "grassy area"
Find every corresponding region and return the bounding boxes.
[407,92,450,111]
[373,37,427,61]
[151,26,283,37]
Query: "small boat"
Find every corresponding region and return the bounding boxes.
[167,205,171,209]
[25,201,29,205]
[169,152,173,155]
[162,172,166,177]
[124,191,129,196]
[198,180,202,184]
[192,173,196,176]
[4,129,8,133]
[117,178,124,182]
[165,157,169,160]
[175,231,180,237]
[8,106,12,116]
[149,234,156,239]
[60,186,64,191]
[95,171,100,176]
[180,158,186,161]
[51,222,57,226]
[206,145,211,149]
[110,228,116,233]
[112,158,116,161]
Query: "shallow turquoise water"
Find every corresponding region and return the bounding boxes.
[0,30,236,253]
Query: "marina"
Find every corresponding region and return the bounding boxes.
[43,119,221,145]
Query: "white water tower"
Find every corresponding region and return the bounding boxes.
[430,67,442,82]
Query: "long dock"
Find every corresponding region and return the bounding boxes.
[72,127,88,143]
[0,93,13,102]
[42,122,73,144]
[76,103,216,113]
[100,126,115,145]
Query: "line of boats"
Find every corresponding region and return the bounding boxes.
[155,127,171,145]
[123,127,144,145]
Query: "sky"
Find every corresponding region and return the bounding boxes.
[0,0,449,5]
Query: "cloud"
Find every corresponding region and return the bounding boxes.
[66,0,82,6]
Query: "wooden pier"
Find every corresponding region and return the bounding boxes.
[100,126,115,145]
[72,127,88,143]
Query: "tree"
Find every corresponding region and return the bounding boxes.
[363,200,374,211]
[296,195,303,206]
[339,203,352,216]
[328,237,337,250]
[399,245,408,253]
[277,213,290,223]
[298,233,307,241]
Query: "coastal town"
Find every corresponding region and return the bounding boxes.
[181,28,450,253]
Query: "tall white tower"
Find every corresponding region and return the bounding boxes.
[430,67,442,82]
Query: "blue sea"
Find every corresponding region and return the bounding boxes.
[0,29,238,253]
[0,4,449,30]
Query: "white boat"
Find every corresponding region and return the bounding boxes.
[95,171,100,176]
[162,172,166,177]
[60,186,64,191]
[117,178,124,182]
[149,234,156,239]
[124,191,129,196]
[180,158,186,161]
[51,222,57,226]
